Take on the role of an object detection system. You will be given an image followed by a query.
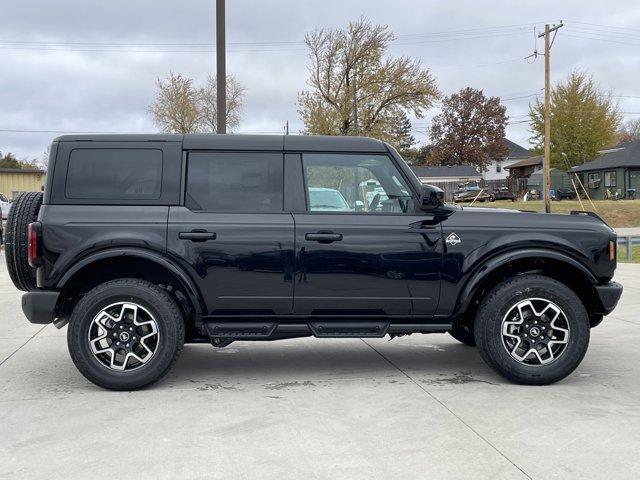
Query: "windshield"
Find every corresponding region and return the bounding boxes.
[308,188,351,211]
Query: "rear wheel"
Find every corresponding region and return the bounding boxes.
[4,191,43,291]
[475,274,589,385]
[67,278,185,390]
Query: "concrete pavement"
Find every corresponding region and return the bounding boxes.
[1,254,639,480]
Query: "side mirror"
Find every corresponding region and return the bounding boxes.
[420,184,445,211]
[354,200,364,212]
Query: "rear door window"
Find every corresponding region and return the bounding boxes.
[185,152,284,212]
[65,149,163,200]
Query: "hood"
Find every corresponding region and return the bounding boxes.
[458,206,614,234]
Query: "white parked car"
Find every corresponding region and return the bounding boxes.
[0,192,11,220]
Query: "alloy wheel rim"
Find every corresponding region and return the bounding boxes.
[88,302,160,371]
[501,298,570,366]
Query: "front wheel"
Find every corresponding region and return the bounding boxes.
[474,274,589,385]
[67,278,185,390]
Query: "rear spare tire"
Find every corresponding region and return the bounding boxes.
[4,191,43,291]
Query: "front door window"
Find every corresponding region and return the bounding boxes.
[303,154,414,214]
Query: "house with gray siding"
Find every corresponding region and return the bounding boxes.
[571,140,640,200]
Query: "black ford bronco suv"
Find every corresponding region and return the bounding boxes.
[5,134,622,390]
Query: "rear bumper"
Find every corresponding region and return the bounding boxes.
[595,281,623,315]
[21,290,59,324]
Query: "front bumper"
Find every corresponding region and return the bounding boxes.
[595,281,623,315]
[22,290,60,324]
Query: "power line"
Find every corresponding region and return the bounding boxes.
[0,128,287,134]
[0,22,551,53]
[563,33,640,46]
[432,57,524,72]
[567,26,640,40]
[565,20,640,33]
[0,128,119,134]
[0,22,550,48]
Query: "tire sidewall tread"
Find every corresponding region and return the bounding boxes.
[475,274,590,385]
[4,191,43,291]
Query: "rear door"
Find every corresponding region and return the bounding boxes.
[292,152,442,316]
[167,151,295,316]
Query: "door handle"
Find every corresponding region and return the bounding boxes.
[179,230,217,242]
[305,232,343,244]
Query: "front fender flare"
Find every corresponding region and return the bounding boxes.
[456,248,598,314]
[57,248,206,317]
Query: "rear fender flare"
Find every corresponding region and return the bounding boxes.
[57,248,206,317]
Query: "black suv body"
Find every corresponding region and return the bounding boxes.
[8,134,622,389]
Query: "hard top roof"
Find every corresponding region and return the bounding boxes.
[53,134,388,153]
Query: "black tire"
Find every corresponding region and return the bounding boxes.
[449,326,476,346]
[474,274,589,385]
[4,191,43,291]
[67,278,185,390]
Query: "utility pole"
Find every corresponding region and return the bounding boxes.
[216,0,226,134]
[538,22,563,213]
[284,121,289,135]
[352,71,358,134]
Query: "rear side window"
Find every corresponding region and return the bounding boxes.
[65,149,163,200]
[186,152,283,212]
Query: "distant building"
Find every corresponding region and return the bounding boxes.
[526,168,573,193]
[571,140,640,200]
[0,168,46,199]
[505,157,572,195]
[482,139,531,181]
[504,156,543,180]
[411,165,482,185]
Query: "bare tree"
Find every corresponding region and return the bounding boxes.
[150,73,200,133]
[197,75,245,132]
[298,17,439,147]
[150,72,245,133]
[619,118,640,143]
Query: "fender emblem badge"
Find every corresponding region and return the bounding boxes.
[446,233,461,246]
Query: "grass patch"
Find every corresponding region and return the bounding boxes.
[618,244,640,263]
[478,200,640,228]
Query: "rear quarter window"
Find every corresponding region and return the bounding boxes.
[65,149,163,200]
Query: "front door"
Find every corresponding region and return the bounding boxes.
[293,153,442,316]
[167,151,294,316]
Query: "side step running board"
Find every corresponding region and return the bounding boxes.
[203,321,452,342]
[309,321,389,338]
[204,322,278,339]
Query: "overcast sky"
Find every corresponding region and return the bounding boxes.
[1,0,639,160]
